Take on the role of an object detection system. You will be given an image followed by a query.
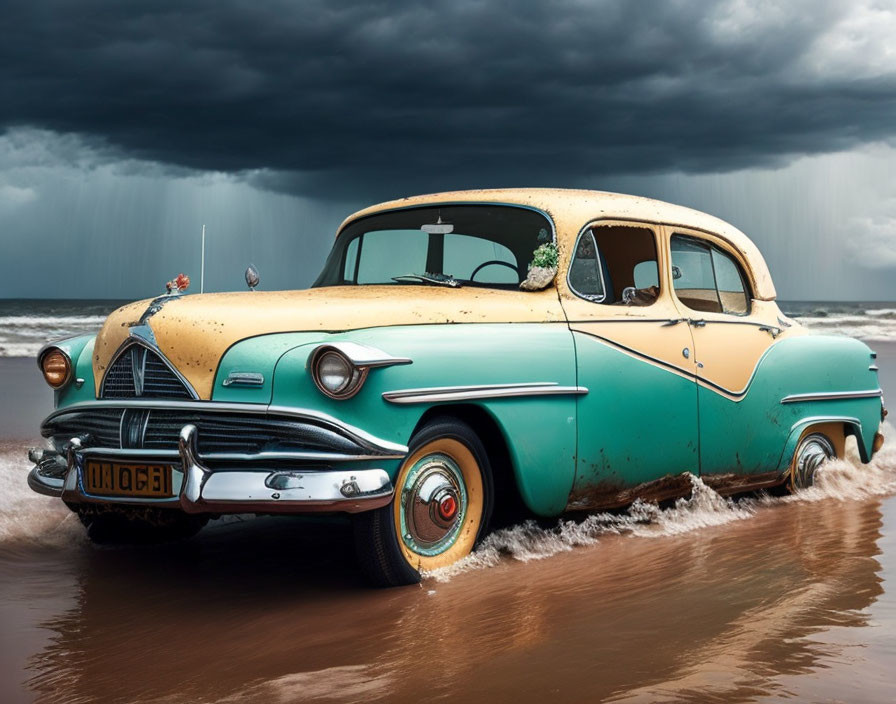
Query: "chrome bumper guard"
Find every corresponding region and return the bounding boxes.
[27,424,395,515]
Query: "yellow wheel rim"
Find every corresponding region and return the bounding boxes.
[392,437,484,571]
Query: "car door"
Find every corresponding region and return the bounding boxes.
[559,219,699,510]
[666,227,787,480]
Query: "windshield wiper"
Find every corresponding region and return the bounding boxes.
[391,273,462,288]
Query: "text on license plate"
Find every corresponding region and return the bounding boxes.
[85,461,173,498]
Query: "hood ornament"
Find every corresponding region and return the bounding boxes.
[165,273,190,295]
[245,264,260,291]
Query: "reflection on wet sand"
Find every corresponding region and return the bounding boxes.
[14,492,891,704]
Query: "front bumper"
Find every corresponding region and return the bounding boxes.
[27,424,395,515]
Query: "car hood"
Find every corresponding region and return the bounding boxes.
[92,285,565,398]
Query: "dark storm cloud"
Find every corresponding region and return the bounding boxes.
[2,0,895,197]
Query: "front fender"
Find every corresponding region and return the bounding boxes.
[269,323,578,516]
[51,335,97,408]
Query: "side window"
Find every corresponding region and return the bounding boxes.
[670,238,718,312]
[670,235,750,315]
[569,223,660,306]
[711,248,749,314]
[568,230,605,300]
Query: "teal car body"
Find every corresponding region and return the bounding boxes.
[28,189,886,579]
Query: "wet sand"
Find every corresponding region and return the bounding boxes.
[2,344,895,703]
[0,357,52,443]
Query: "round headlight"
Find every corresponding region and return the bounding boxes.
[40,348,72,388]
[312,348,367,399]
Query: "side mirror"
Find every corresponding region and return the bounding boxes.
[245,264,260,291]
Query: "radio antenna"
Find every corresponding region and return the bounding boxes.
[200,224,206,293]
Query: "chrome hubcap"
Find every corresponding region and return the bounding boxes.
[793,434,835,489]
[399,453,467,556]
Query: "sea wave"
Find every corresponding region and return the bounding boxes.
[865,308,896,319]
[0,315,108,327]
[0,314,109,357]
[796,315,896,342]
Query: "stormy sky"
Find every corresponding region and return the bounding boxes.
[1,0,895,300]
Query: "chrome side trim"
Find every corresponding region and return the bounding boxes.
[43,400,409,457]
[222,371,265,387]
[57,446,402,462]
[383,382,588,404]
[314,342,412,368]
[781,389,883,404]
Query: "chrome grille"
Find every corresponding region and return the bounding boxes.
[141,411,358,454]
[101,350,137,398]
[43,408,370,457]
[44,409,122,448]
[102,346,192,399]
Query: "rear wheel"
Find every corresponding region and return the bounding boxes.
[78,508,207,544]
[788,432,836,492]
[353,418,493,587]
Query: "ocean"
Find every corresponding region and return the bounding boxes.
[0,299,126,358]
[1,298,895,358]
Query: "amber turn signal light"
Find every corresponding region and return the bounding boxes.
[40,349,72,388]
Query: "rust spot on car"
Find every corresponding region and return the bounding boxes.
[568,469,786,511]
[700,470,785,496]
[567,473,694,512]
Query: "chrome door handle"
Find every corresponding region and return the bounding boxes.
[689,319,706,327]
[682,347,690,359]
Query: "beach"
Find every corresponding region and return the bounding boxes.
[1,307,895,703]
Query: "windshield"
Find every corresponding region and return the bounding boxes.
[313,205,554,290]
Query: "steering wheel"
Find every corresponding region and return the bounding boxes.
[470,260,520,281]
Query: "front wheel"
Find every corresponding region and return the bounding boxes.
[353,418,493,587]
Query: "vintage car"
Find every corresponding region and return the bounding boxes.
[28,189,886,586]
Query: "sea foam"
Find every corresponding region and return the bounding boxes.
[0,446,84,549]
[426,423,896,582]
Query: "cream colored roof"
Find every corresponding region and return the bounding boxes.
[340,188,776,300]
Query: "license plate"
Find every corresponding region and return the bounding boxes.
[84,461,173,498]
